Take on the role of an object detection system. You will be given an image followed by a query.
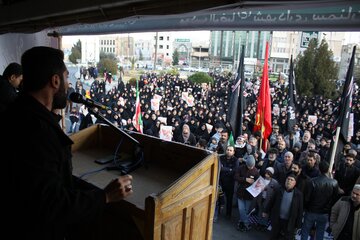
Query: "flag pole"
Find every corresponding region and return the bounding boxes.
[328,127,341,176]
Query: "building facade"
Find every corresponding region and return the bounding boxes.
[173,38,192,65]
[153,33,174,65]
[210,30,272,72]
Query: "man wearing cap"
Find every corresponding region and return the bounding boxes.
[256,167,279,231]
[259,148,281,177]
[264,173,303,240]
[270,125,280,148]
[235,155,260,231]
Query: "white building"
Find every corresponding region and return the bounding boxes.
[81,36,100,65]
[153,33,174,65]
[270,31,300,73]
[134,39,153,61]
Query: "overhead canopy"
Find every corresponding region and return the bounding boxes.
[0,0,359,35]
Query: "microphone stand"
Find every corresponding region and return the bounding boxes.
[88,108,145,175]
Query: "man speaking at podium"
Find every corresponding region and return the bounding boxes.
[0,47,140,240]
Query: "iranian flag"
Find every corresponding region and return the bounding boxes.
[132,79,143,133]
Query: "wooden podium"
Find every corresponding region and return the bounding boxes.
[70,124,219,240]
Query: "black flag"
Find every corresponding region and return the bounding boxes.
[330,46,356,169]
[287,55,296,133]
[335,46,355,141]
[228,45,245,139]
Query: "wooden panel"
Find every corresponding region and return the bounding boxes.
[189,198,210,240]
[158,155,216,207]
[161,213,183,240]
[150,154,218,240]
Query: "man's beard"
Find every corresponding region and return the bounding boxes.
[53,76,67,109]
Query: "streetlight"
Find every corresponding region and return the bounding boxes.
[199,46,202,69]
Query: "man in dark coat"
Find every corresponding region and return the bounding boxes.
[264,173,303,240]
[0,62,22,113]
[1,47,139,240]
[219,145,239,217]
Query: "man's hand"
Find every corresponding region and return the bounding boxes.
[246,178,255,184]
[104,175,133,203]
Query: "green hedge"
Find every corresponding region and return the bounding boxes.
[188,72,214,85]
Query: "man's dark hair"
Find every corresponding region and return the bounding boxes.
[292,161,302,168]
[21,46,66,92]
[221,129,229,134]
[197,138,207,148]
[2,62,22,80]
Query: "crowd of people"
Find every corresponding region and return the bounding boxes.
[1,48,360,239]
[66,68,360,240]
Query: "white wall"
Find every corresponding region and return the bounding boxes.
[0,31,58,73]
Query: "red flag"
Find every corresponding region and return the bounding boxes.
[253,42,272,151]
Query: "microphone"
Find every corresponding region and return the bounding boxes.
[69,92,109,110]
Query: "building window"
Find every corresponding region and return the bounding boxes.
[166,45,169,49]
[159,36,164,40]
[166,53,169,56]
[159,45,163,49]
[167,36,170,41]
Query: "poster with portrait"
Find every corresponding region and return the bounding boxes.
[273,104,280,116]
[246,176,268,197]
[151,98,160,111]
[308,115,318,126]
[153,94,162,101]
[181,92,188,101]
[118,97,125,106]
[158,117,167,124]
[186,94,194,107]
[159,125,173,141]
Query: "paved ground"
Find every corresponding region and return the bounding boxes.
[212,207,269,240]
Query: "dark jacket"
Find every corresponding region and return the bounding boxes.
[305,174,339,213]
[1,94,106,240]
[219,155,239,187]
[265,187,303,233]
[335,162,360,195]
[0,75,18,112]
[234,164,260,200]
